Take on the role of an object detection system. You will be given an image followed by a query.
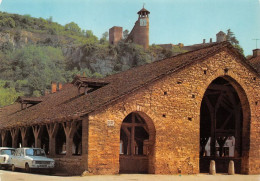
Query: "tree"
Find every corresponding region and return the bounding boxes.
[226,29,244,55]
[226,29,239,45]
[85,30,98,43]
[123,29,129,40]
[65,22,81,34]
[100,31,109,44]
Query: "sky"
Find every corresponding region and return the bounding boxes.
[0,0,259,56]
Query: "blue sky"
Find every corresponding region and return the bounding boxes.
[0,0,259,56]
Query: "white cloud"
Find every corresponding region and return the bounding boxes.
[0,0,2,5]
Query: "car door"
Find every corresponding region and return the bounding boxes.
[16,149,23,168]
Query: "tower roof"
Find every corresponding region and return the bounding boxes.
[217,31,226,35]
[137,7,150,15]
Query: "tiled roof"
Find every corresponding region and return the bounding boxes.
[137,8,150,14]
[0,42,258,130]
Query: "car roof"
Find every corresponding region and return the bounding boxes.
[0,147,15,150]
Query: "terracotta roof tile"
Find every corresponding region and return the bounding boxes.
[1,41,258,129]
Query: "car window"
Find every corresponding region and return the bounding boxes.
[1,149,15,155]
[26,149,46,156]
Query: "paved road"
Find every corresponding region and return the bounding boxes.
[0,170,259,181]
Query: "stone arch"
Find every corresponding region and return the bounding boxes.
[26,127,34,147]
[5,130,12,147]
[16,129,22,148]
[56,123,66,155]
[40,125,49,154]
[199,75,251,174]
[119,111,155,174]
[72,122,82,155]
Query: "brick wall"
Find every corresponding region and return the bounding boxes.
[85,49,260,175]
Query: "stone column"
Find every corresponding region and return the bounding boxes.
[228,160,235,175]
[209,160,216,175]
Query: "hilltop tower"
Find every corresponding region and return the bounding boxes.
[126,6,150,49]
[109,26,123,45]
[216,31,227,42]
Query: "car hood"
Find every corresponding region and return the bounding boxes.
[26,156,54,161]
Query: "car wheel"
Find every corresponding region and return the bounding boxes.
[25,163,31,173]
[11,164,15,172]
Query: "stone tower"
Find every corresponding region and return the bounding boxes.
[216,31,227,42]
[109,26,123,45]
[126,7,150,49]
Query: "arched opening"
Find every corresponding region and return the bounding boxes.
[56,123,66,155]
[6,131,12,147]
[119,112,155,174]
[200,77,250,174]
[41,125,49,154]
[72,122,82,155]
[17,129,22,148]
[27,127,34,147]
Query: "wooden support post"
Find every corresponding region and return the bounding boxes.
[205,96,216,156]
[131,113,135,156]
[46,123,59,156]
[233,103,241,157]
[62,121,78,157]
[122,125,131,155]
[0,131,5,147]
[32,125,43,148]
[20,127,28,147]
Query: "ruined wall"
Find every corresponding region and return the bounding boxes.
[86,50,260,175]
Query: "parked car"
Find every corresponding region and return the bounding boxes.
[0,147,15,169]
[11,148,55,172]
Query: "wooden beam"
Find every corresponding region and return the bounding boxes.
[220,113,233,129]
[131,113,135,156]
[122,122,147,127]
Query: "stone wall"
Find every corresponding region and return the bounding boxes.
[53,156,84,175]
[85,49,260,175]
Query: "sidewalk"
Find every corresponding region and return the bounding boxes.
[1,170,260,181]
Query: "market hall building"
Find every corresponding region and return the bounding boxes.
[0,42,259,175]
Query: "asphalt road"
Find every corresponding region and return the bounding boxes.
[0,170,259,181]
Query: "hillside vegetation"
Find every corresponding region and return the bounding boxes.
[0,11,186,107]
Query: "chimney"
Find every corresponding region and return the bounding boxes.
[203,39,206,44]
[210,38,212,43]
[58,83,63,91]
[51,82,57,93]
[253,49,260,58]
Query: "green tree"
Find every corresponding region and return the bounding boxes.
[226,29,244,55]
[65,22,81,34]
[85,30,98,43]
[0,80,23,107]
[100,31,109,44]
[226,29,239,45]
